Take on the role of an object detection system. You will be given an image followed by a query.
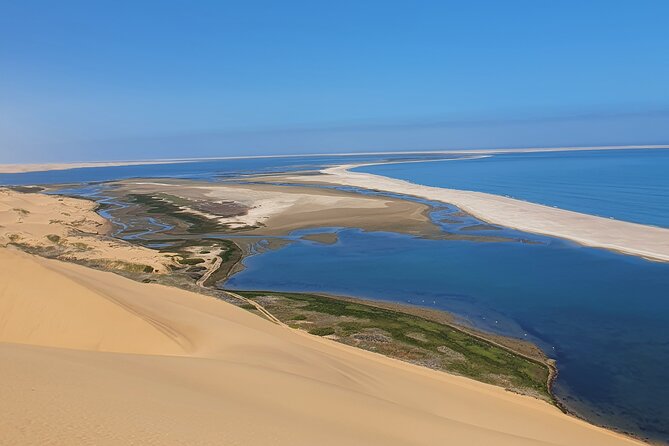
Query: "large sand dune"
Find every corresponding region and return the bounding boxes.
[0,247,643,445]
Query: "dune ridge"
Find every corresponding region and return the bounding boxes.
[0,247,644,445]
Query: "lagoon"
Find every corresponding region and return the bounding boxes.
[226,201,669,442]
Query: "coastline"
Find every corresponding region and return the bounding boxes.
[1,144,667,174]
[283,163,669,263]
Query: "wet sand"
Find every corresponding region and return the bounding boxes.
[112,179,442,237]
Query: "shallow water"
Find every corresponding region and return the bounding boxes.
[0,153,447,186]
[357,149,669,228]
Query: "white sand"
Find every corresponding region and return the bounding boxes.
[292,164,669,262]
[0,247,644,445]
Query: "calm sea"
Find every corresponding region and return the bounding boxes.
[356,149,669,228]
[0,153,444,186]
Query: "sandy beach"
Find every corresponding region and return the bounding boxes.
[279,164,669,262]
[0,246,645,445]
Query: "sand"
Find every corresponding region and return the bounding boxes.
[279,164,669,262]
[114,179,441,236]
[0,188,176,273]
[0,247,644,445]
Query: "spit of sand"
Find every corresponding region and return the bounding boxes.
[283,164,669,262]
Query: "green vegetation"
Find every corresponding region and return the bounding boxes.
[309,326,336,336]
[134,236,243,287]
[127,193,225,233]
[7,186,44,193]
[203,239,243,287]
[12,208,30,216]
[236,290,552,400]
[178,257,206,265]
[46,234,61,243]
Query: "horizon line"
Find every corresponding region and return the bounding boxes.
[1,143,668,174]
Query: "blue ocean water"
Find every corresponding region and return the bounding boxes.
[0,154,447,186]
[357,149,669,228]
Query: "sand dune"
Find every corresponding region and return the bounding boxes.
[0,188,175,273]
[0,247,643,445]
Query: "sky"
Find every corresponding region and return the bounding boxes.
[1,0,668,163]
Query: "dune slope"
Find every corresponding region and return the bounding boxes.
[0,248,643,445]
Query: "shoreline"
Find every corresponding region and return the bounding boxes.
[287,163,669,263]
[225,287,558,386]
[1,143,668,174]
[0,187,648,444]
[220,288,657,445]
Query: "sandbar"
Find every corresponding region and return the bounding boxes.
[278,164,669,262]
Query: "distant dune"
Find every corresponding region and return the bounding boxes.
[0,247,643,445]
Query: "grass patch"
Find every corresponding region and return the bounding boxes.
[12,208,30,216]
[127,193,225,233]
[202,239,243,287]
[237,290,552,400]
[309,326,336,336]
[178,257,205,265]
[46,234,61,243]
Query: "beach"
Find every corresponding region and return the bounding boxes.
[0,246,645,445]
[277,164,669,262]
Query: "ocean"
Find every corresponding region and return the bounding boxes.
[356,149,669,228]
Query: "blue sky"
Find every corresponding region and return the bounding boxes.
[1,0,668,162]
